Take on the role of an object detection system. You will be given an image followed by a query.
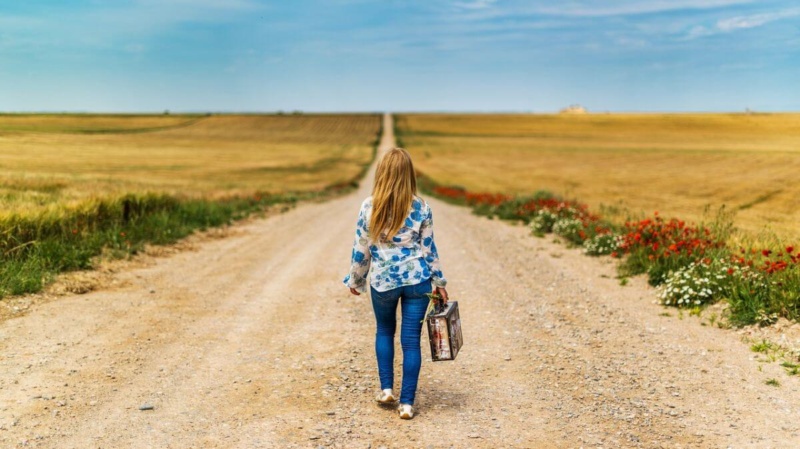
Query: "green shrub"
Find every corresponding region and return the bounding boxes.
[725,266,800,326]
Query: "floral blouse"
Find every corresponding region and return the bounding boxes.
[343,195,447,293]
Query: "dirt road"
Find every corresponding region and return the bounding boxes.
[2,114,800,448]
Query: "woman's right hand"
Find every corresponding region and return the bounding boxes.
[349,288,360,296]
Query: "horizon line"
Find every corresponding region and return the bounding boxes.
[1,109,798,115]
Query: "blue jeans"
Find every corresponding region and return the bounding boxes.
[370,279,432,405]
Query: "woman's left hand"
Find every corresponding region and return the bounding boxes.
[435,286,449,302]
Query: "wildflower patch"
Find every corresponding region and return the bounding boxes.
[422,175,800,327]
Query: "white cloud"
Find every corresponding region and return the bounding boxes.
[452,0,498,10]
[136,0,260,11]
[684,7,800,39]
[717,9,800,31]
[614,36,649,47]
[442,0,755,25]
[530,0,753,18]
[686,25,713,39]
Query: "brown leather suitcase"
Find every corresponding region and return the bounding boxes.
[426,301,463,361]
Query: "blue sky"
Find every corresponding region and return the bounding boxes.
[1,0,798,112]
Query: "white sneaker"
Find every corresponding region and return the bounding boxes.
[398,403,414,419]
[376,389,395,404]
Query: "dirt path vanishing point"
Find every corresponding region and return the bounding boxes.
[2,113,800,448]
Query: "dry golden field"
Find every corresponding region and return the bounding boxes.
[0,114,380,217]
[0,114,197,133]
[397,113,800,240]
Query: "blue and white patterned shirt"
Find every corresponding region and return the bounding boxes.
[343,195,447,293]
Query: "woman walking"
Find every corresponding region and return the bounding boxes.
[343,147,448,420]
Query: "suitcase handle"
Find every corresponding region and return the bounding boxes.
[427,292,447,314]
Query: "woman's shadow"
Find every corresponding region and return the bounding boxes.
[416,382,468,413]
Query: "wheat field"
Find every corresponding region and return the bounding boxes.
[0,114,197,133]
[0,114,380,217]
[397,113,800,240]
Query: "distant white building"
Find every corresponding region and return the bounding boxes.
[560,104,588,114]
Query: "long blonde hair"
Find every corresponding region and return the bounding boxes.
[369,147,417,242]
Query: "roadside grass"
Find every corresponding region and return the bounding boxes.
[751,339,779,354]
[0,191,311,296]
[0,114,382,298]
[744,336,800,378]
[418,170,800,327]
